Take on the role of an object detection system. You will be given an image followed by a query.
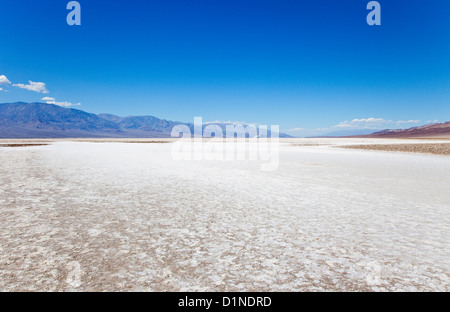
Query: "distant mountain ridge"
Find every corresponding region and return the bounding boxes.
[0,102,290,138]
[359,122,450,138]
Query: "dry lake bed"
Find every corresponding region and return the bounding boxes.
[0,138,449,291]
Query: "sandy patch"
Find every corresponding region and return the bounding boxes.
[339,143,450,156]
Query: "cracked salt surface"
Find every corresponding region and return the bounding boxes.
[0,139,449,291]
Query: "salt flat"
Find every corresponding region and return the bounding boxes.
[0,139,449,291]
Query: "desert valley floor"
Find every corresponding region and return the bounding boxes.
[0,138,449,291]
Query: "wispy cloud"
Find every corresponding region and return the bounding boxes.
[13,81,49,93]
[0,75,11,85]
[286,118,426,137]
[333,118,422,129]
[334,118,390,129]
[397,120,421,124]
[1,74,78,106]
[41,97,81,107]
[203,120,260,126]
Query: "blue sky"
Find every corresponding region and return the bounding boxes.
[0,0,449,136]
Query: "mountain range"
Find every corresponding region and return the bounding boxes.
[0,102,291,138]
[2,102,448,139]
[361,122,450,138]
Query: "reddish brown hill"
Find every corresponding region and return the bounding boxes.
[363,122,450,138]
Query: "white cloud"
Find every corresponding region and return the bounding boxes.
[203,120,261,126]
[286,118,426,137]
[334,118,390,129]
[0,88,3,91]
[351,118,386,123]
[0,75,11,85]
[41,96,55,101]
[396,120,421,124]
[44,98,81,107]
[333,118,421,129]
[13,81,49,93]
[204,120,245,125]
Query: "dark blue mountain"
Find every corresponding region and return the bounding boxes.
[0,102,182,138]
[0,102,291,138]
